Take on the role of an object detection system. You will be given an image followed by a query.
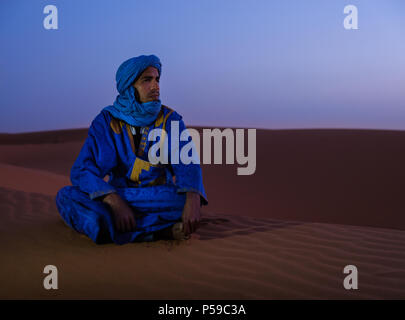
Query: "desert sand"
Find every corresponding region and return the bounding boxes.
[1,128,405,299]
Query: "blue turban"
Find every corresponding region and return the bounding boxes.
[104,55,162,126]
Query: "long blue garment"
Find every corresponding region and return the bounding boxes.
[55,105,208,244]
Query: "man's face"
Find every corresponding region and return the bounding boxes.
[132,66,160,103]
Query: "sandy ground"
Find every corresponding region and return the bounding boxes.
[1,128,405,299]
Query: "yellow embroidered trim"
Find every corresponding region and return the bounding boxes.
[136,105,174,157]
[137,126,150,157]
[130,157,161,183]
[159,109,174,150]
[162,109,173,132]
[110,119,124,134]
[130,158,151,183]
[154,108,165,127]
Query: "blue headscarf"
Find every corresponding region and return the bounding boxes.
[104,55,162,126]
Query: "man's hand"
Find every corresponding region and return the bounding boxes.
[102,193,136,233]
[181,192,201,236]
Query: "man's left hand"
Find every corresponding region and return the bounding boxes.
[181,192,201,236]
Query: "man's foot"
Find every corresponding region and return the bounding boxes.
[154,222,189,240]
[171,222,190,240]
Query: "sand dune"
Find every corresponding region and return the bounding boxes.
[0,142,83,176]
[1,128,405,299]
[2,128,405,229]
[1,186,405,299]
[0,163,69,196]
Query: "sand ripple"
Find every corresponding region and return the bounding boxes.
[1,187,405,299]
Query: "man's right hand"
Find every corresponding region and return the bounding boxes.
[102,193,136,233]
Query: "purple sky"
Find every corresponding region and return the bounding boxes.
[1,0,405,133]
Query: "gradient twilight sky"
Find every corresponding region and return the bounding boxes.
[0,0,404,133]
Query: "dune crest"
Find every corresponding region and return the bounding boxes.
[0,163,69,196]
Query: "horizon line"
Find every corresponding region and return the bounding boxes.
[2,126,405,135]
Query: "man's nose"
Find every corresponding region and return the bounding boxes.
[152,80,159,91]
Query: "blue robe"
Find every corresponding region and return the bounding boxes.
[56,105,208,244]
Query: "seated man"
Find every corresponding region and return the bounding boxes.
[56,55,208,245]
